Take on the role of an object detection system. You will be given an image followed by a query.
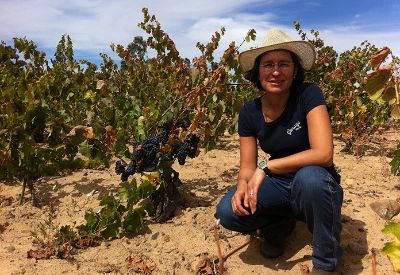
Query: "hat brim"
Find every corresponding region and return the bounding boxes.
[238,40,316,72]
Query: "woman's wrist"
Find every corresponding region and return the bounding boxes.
[257,159,272,176]
[237,179,248,187]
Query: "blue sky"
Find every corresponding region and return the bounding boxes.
[1,0,399,65]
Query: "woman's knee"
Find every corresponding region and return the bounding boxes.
[215,191,236,228]
[293,166,333,199]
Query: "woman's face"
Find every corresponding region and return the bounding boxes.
[258,50,296,94]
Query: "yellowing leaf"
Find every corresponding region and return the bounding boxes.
[382,86,396,103]
[366,68,391,100]
[391,104,400,120]
[346,111,354,120]
[355,96,363,107]
[86,127,94,139]
[137,116,146,141]
[141,171,160,186]
[383,221,400,240]
[84,90,95,100]
[383,241,400,272]
[212,94,218,102]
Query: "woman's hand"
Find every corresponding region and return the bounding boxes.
[231,181,251,216]
[247,168,266,214]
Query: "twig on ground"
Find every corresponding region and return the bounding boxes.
[223,237,251,261]
[213,219,224,274]
[213,219,251,274]
[371,248,377,275]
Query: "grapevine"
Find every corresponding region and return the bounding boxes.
[0,8,397,266]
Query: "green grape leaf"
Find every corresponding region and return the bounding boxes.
[55,225,75,245]
[78,141,92,158]
[119,179,138,201]
[84,211,98,227]
[99,195,118,208]
[138,180,155,199]
[383,241,400,272]
[123,209,143,233]
[390,144,400,176]
[101,221,121,239]
[382,221,400,271]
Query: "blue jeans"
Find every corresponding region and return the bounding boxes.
[215,165,343,271]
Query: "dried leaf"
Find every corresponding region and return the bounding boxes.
[27,247,56,259]
[188,120,198,133]
[96,80,106,90]
[126,255,155,274]
[195,254,218,275]
[370,47,391,68]
[299,263,310,275]
[67,125,93,139]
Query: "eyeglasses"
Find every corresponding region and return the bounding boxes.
[260,61,294,71]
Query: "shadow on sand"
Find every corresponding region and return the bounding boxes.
[236,216,368,274]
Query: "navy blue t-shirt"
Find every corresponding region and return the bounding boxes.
[238,83,326,160]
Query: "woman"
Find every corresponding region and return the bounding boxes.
[215,28,343,274]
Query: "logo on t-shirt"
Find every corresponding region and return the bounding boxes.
[287,121,302,135]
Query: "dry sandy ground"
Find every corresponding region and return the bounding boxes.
[0,130,399,275]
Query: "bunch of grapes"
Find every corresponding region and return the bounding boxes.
[135,136,161,172]
[175,135,200,165]
[115,123,171,181]
[115,160,136,182]
[115,122,200,181]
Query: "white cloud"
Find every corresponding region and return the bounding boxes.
[320,26,400,57]
[0,0,398,62]
[0,0,263,50]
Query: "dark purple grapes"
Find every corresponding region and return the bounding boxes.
[114,123,200,180]
[177,142,189,165]
[115,160,137,181]
[159,124,170,145]
[143,136,160,146]
[175,135,200,165]
[125,161,136,175]
[115,160,126,175]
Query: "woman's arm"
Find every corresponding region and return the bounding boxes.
[237,136,258,185]
[267,104,333,174]
[231,136,258,216]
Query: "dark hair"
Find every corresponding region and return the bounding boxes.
[244,50,305,92]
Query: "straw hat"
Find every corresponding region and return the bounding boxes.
[238,28,316,72]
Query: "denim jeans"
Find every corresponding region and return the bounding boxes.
[215,165,343,271]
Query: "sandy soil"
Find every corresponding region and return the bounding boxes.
[0,130,399,275]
